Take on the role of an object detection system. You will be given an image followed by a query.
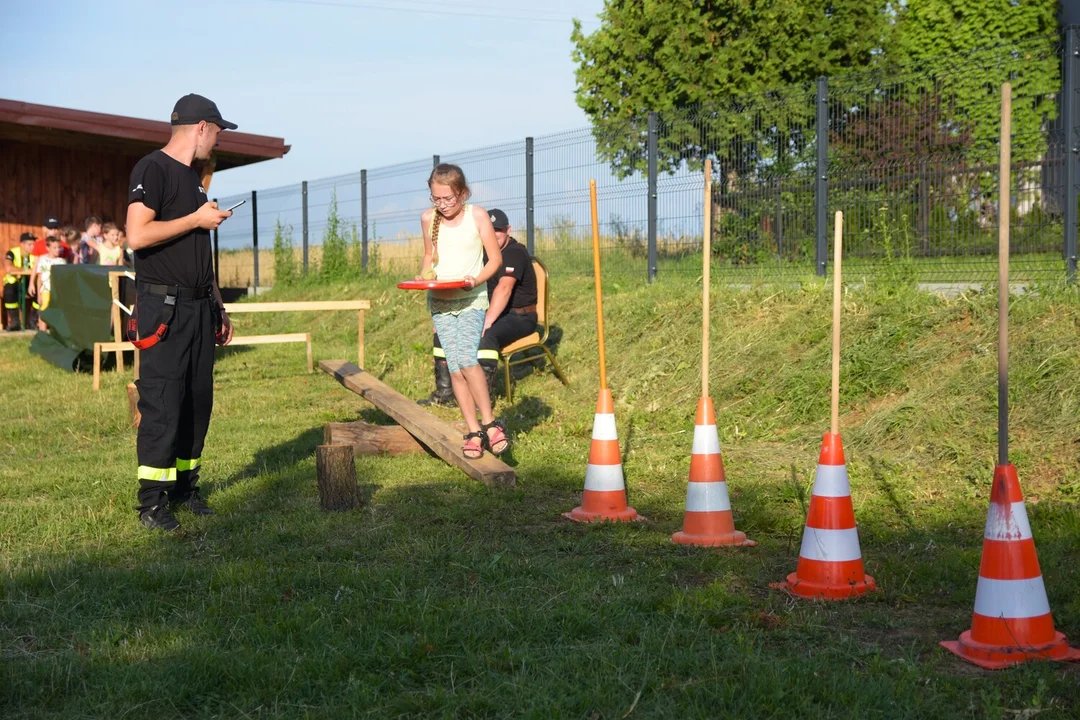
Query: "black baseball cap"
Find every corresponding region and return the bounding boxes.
[44,216,60,229]
[20,232,37,241]
[488,209,510,230]
[170,94,238,130]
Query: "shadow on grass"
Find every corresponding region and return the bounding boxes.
[4,464,1080,716]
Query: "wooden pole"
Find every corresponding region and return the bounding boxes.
[315,444,360,511]
[998,82,1011,467]
[702,159,712,400]
[590,179,607,390]
[831,211,843,436]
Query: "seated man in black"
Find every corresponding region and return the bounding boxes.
[421,208,538,406]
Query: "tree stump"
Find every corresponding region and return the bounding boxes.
[127,383,141,428]
[323,421,427,456]
[315,444,360,511]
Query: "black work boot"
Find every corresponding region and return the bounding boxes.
[172,487,215,516]
[419,358,456,407]
[140,504,180,531]
[481,362,499,406]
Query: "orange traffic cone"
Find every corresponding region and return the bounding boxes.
[564,388,642,523]
[772,433,875,599]
[940,464,1080,669]
[671,397,755,546]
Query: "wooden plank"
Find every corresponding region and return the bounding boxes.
[223,300,370,313]
[319,359,516,488]
[230,333,308,346]
[97,341,135,352]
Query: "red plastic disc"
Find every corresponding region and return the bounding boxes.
[396,279,470,290]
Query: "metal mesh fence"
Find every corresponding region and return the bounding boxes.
[828,34,1066,282]
[212,29,1077,288]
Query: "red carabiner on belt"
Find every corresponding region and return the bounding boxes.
[127,293,177,350]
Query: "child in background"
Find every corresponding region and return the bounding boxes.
[96,223,124,266]
[79,216,103,264]
[33,236,67,331]
[417,163,509,459]
[119,229,133,267]
[60,226,80,263]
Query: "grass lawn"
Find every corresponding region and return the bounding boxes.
[2,272,1079,718]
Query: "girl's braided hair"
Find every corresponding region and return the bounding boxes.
[427,163,471,268]
[430,209,441,267]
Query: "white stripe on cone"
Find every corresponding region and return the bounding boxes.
[584,463,626,492]
[591,413,618,441]
[984,502,1034,541]
[684,481,732,512]
[973,576,1052,619]
[798,527,864,562]
[811,464,851,498]
[691,425,721,455]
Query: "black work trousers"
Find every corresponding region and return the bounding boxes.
[134,290,216,512]
[433,311,536,369]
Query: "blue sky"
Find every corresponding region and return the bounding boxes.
[0,0,606,199]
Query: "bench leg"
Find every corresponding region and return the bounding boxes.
[93,343,102,392]
[357,310,365,369]
[306,333,313,373]
[503,357,513,404]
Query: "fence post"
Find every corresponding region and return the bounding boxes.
[251,190,259,292]
[302,181,309,276]
[1065,26,1078,284]
[212,197,220,281]
[647,111,658,283]
[525,136,535,255]
[361,169,369,271]
[815,76,829,277]
[775,178,783,257]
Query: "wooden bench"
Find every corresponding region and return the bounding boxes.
[95,274,370,391]
[93,333,314,390]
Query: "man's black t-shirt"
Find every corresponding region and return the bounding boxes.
[485,237,537,313]
[128,150,213,288]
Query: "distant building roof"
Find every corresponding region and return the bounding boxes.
[0,99,289,170]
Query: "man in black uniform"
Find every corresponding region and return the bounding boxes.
[126,94,236,531]
[421,209,538,405]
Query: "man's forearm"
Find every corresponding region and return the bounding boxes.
[129,215,199,251]
[486,286,512,322]
[212,281,225,309]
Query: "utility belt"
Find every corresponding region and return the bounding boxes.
[127,282,220,350]
[508,305,537,315]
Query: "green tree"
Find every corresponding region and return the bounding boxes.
[889,0,1061,164]
[571,0,891,178]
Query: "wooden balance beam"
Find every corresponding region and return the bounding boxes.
[319,359,516,488]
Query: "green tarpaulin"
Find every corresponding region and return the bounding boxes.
[29,265,127,372]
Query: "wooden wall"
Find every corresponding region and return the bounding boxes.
[1,138,143,251]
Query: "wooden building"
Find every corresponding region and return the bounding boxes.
[0,99,289,250]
